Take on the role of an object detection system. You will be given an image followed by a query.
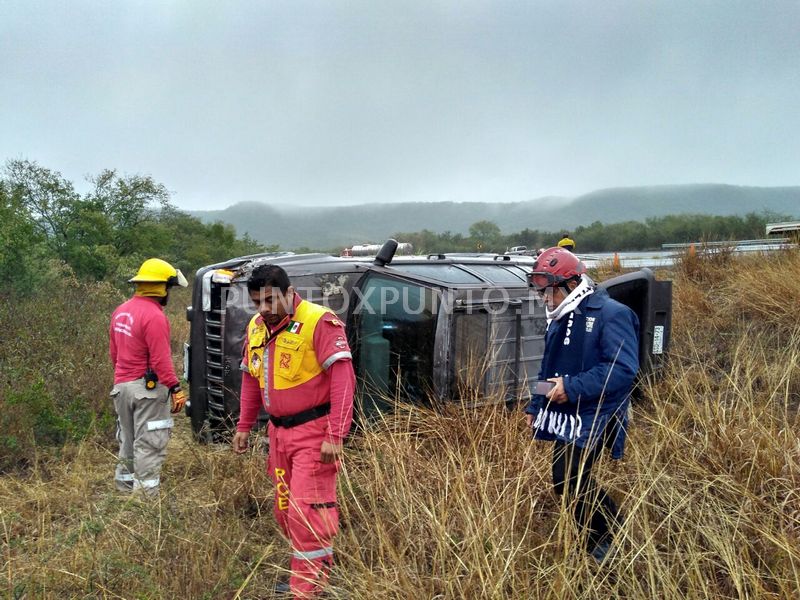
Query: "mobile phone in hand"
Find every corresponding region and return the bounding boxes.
[533,380,556,396]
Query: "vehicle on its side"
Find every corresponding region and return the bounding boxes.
[185,240,672,440]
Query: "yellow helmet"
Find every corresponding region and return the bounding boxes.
[129,258,188,287]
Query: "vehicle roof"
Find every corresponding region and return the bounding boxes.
[203,251,537,289]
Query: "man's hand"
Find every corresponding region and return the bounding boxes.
[525,413,534,428]
[232,431,250,454]
[170,389,188,414]
[546,377,569,404]
[320,440,343,464]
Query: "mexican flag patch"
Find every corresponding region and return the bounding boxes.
[287,320,303,334]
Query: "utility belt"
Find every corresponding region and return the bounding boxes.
[269,403,330,428]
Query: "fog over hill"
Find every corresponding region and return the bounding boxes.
[190,184,800,250]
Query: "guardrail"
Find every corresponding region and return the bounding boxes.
[581,240,796,269]
[661,238,789,249]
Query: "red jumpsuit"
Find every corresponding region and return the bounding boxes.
[238,294,355,598]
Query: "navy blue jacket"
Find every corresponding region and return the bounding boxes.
[526,288,639,458]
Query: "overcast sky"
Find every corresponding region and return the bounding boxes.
[1,1,798,211]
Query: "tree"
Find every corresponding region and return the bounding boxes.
[86,168,171,256]
[468,220,502,251]
[2,159,267,283]
[5,159,80,258]
[0,181,47,292]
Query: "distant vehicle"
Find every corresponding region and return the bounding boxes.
[185,240,672,441]
[343,242,414,257]
[765,221,800,241]
[505,245,530,255]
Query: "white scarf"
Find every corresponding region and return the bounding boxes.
[546,274,595,322]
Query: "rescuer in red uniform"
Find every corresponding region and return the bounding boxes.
[109,258,188,494]
[232,264,355,599]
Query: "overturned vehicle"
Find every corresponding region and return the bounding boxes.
[185,241,672,440]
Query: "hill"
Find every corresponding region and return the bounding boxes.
[566,184,800,224]
[189,184,800,250]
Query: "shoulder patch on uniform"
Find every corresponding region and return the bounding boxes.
[326,317,344,327]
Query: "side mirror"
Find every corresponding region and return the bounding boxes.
[374,239,399,267]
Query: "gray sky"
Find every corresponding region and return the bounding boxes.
[1,1,798,211]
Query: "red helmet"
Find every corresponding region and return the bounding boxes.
[527,247,586,291]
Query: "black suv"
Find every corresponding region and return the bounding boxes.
[185,241,671,440]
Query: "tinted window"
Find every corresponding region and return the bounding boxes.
[462,265,527,284]
[389,264,482,284]
[507,265,532,277]
[350,275,438,415]
[453,312,489,398]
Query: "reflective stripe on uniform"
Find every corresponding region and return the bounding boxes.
[134,478,160,489]
[292,546,334,561]
[321,351,352,370]
[147,418,174,431]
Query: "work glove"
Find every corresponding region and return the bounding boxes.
[170,388,188,414]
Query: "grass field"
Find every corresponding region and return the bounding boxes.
[1,249,799,598]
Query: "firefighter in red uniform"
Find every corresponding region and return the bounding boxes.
[109,258,188,494]
[232,264,355,599]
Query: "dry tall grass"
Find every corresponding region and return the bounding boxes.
[2,250,800,598]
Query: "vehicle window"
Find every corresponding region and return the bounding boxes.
[462,264,527,284]
[389,264,482,284]
[506,265,532,278]
[291,272,361,316]
[453,312,489,398]
[452,299,547,403]
[350,275,437,415]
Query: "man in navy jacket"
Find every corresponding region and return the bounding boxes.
[525,247,639,563]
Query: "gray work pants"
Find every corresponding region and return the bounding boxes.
[111,378,172,493]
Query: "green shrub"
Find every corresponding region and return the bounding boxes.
[0,262,123,470]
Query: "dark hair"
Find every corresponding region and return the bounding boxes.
[247,264,291,293]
